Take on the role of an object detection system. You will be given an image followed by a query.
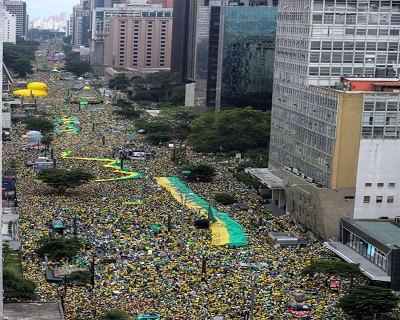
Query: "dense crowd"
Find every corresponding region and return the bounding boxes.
[3,39,352,319]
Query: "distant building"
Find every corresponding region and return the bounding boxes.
[72,0,91,47]
[90,5,173,75]
[4,0,27,39]
[193,0,278,111]
[2,8,17,43]
[104,15,172,70]
[170,0,198,81]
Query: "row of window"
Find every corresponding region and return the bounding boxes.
[361,126,400,139]
[310,41,400,51]
[314,0,400,13]
[312,13,400,25]
[364,99,400,112]
[310,52,399,64]
[363,195,395,203]
[365,182,396,187]
[346,231,388,272]
[308,66,398,77]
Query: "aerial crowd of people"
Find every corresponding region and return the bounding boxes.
[3,39,353,319]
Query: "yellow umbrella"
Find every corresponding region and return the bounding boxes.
[27,82,48,90]
[13,89,48,97]
[83,86,91,91]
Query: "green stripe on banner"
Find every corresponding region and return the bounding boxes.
[165,177,247,246]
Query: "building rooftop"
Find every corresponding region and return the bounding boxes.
[4,302,64,320]
[244,168,283,189]
[354,220,400,248]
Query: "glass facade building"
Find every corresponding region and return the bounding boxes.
[220,6,277,110]
[194,1,278,111]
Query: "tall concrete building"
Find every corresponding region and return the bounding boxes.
[72,0,91,47]
[4,1,27,39]
[90,5,173,75]
[265,0,400,241]
[193,0,278,111]
[104,15,172,70]
[2,8,17,43]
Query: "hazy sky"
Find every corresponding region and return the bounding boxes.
[25,0,78,19]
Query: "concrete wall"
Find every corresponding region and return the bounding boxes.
[185,83,195,107]
[354,140,400,219]
[280,170,354,240]
[330,92,363,189]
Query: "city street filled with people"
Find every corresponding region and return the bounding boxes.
[3,39,353,319]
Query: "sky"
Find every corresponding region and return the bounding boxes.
[25,0,78,19]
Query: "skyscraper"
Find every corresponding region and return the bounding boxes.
[2,8,17,43]
[193,0,278,111]
[267,0,400,239]
[72,0,91,47]
[4,1,27,39]
[170,0,198,81]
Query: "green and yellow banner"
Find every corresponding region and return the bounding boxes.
[156,177,247,247]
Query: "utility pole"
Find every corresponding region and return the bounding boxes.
[178,192,188,251]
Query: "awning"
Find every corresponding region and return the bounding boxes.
[323,241,391,282]
[244,168,283,189]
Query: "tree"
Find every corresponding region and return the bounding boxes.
[302,259,362,287]
[132,71,182,102]
[64,59,92,76]
[36,236,83,261]
[109,74,130,91]
[135,118,173,145]
[13,58,33,78]
[184,164,215,182]
[167,84,186,105]
[98,309,131,320]
[63,35,72,44]
[24,116,54,134]
[4,268,36,301]
[214,192,237,205]
[36,168,94,193]
[337,285,399,320]
[187,107,271,153]
[41,134,53,147]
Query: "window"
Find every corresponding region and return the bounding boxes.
[365,183,372,187]
[387,196,394,203]
[364,196,370,203]
[389,183,396,187]
[344,196,355,200]
[377,183,384,187]
[376,196,383,203]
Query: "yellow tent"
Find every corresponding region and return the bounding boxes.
[27,82,48,90]
[83,86,91,91]
[13,89,48,97]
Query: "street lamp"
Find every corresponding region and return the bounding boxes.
[177,192,192,251]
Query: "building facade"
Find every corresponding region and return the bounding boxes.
[2,8,17,43]
[268,0,400,240]
[90,5,173,75]
[72,0,91,47]
[4,1,27,39]
[193,0,278,111]
[104,16,172,70]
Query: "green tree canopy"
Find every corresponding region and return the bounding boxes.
[184,164,215,182]
[214,192,237,205]
[24,116,54,134]
[109,74,131,91]
[13,58,33,78]
[135,118,174,145]
[36,168,94,193]
[302,259,362,279]
[4,268,36,302]
[64,59,92,76]
[337,285,399,320]
[36,236,83,261]
[132,71,182,102]
[187,107,271,153]
[98,309,131,320]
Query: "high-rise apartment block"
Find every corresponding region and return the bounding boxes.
[90,5,173,75]
[104,16,172,70]
[72,0,91,47]
[2,8,17,43]
[4,1,27,39]
[266,0,400,240]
